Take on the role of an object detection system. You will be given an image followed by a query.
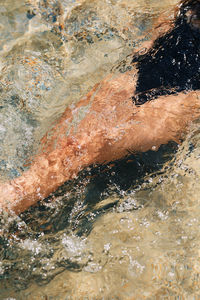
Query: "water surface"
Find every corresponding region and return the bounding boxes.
[1,0,200,299]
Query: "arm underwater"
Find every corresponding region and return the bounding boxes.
[1,0,200,214]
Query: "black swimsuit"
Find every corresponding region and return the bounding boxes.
[133,17,200,105]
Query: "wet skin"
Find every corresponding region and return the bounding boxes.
[1,0,200,214]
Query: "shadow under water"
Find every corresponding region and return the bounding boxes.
[2,0,200,299]
[0,142,178,291]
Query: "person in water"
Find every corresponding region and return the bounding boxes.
[1,0,200,214]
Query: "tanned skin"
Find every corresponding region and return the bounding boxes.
[1,0,200,214]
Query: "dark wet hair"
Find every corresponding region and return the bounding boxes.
[179,0,200,10]
[133,0,200,105]
[177,0,200,27]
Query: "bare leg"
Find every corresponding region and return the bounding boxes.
[0,67,200,214]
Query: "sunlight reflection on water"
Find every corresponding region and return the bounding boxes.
[1,0,200,299]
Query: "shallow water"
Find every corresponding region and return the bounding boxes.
[1,0,200,299]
